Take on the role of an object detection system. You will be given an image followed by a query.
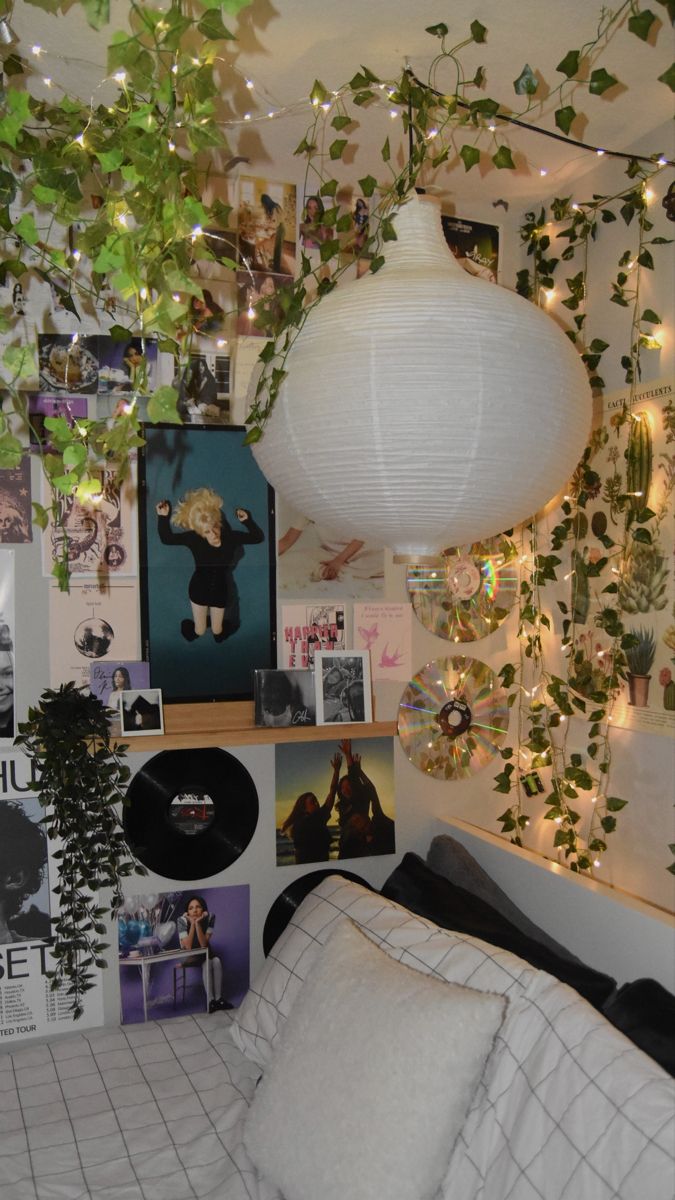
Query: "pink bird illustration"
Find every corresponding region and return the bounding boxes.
[358,622,379,650]
[379,643,403,668]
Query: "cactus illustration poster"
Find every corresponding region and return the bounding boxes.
[561,377,674,736]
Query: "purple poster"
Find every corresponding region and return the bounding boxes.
[118,885,250,1024]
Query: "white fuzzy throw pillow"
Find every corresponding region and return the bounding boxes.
[243,917,506,1200]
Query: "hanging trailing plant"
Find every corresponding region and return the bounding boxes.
[14,682,143,1018]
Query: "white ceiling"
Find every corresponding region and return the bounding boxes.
[11,0,675,207]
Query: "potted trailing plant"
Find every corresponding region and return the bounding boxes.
[625,626,656,707]
[14,682,143,1018]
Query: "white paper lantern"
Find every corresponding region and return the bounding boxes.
[252,194,591,558]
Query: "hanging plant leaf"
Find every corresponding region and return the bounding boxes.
[198,9,237,39]
[556,49,580,78]
[513,64,538,95]
[470,19,487,43]
[492,145,515,169]
[329,138,347,160]
[555,106,576,134]
[80,0,110,29]
[638,248,655,269]
[425,22,449,37]
[460,144,481,171]
[381,136,391,162]
[358,174,377,197]
[641,308,662,323]
[628,9,657,40]
[658,62,675,91]
[309,79,329,106]
[589,68,618,95]
[331,114,352,131]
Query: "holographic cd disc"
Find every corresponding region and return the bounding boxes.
[397,656,510,780]
[406,535,518,643]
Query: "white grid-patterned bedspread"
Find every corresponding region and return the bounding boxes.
[0,1013,277,1200]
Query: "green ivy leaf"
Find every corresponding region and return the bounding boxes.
[425,22,449,37]
[0,432,24,469]
[331,115,352,131]
[606,796,628,812]
[641,308,661,323]
[492,145,515,169]
[198,9,236,39]
[628,9,656,40]
[460,144,481,171]
[589,68,618,95]
[80,0,110,29]
[556,49,580,78]
[513,64,538,95]
[358,174,377,197]
[329,138,348,160]
[470,19,487,43]
[555,106,576,135]
[309,79,329,106]
[147,385,180,424]
[381,136,391,162]
[637,248,655,270]
[658,63,675,91]
[13,213,39,245]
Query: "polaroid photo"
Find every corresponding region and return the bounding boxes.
[314,650,372,726]
[119,688,164,736]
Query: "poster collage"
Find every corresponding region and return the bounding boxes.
[0,180,500,1036]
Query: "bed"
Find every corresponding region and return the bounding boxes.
[1,847,673,1200]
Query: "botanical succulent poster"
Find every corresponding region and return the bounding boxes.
[564,376,674,736]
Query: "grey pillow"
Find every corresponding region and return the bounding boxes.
[427,834,580,965]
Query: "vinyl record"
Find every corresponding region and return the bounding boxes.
[262,869,373,957]
[398,656,509,780]
[406,535,518,643]
[124,748,258,880]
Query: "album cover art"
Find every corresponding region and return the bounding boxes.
[275,737,395,866]
[0,459,32,544]
[118,884,250,1024]
[254,669,316,727]
[280,602,346,668]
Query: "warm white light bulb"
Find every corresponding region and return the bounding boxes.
[245,78,254,90]
[113,71,126,84]
[31,44,42,56]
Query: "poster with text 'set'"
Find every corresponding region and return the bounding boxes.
[0,753,104,1044]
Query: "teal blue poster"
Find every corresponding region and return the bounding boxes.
[140,425,275,701]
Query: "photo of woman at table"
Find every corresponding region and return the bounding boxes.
[177,894,233,1013]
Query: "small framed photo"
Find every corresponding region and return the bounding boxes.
[254,668,316,728]
[120,688,164,736]
[314,651,372,726]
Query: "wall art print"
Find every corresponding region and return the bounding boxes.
[139,425,275,702]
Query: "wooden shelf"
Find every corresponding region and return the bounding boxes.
[122,700,396,752]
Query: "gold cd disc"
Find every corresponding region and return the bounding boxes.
[406,535,518,643]
[397,656,509,780]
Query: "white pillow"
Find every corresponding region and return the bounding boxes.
[243,918,506,1200]
[231,874,538,1068]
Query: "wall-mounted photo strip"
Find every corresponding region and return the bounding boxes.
[41,463,137,578]
[441,215,500,283]
[0,459,32,544]
[237,176,296,278]
[254,668,316,728]
[118,884,250,1024]
[0,549,15,741]
[140,424,275,702]
[174,351,231,425]
[314,650,372,725]
[90,660,151,734]
[119,688,164,736]
[275,736,395,866]
[280,602,346,669]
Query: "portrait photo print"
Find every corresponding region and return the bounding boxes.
[314,650,372,725]
[139,425,275,702]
